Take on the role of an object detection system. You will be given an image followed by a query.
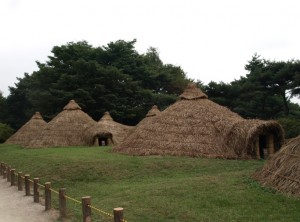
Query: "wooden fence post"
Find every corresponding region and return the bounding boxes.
[113,207,124,222]
[82,196,91,222]
[10,169,16,186]
[33,178,39,203]
[45,182,51,211]
[59,188,67,219]
[25,174,30,196]
[3,165,7,179]
[18,172,23,191]
[6,166,11,182]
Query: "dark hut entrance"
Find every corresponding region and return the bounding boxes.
[93,133,113,147]
[97,136,108,146]
[257,134,275,159]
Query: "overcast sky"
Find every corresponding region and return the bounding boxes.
[1,0,300,97]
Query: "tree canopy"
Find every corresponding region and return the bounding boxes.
[5,40,190,129]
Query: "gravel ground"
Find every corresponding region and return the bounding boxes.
[0,178,58,222]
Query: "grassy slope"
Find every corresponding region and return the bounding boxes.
[0,144,299,221]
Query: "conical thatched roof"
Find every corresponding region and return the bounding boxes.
[97,112,134,145]
[114,83,284,159]
[5,112,47,147]
[146,105,161,117]
[27,100,111,148]
[253,135,300,196]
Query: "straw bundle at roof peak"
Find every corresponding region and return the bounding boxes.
[146,105,161,117]
[63,99,81,110]
[31,112,43,119]
[100,111,113,121]
[179,82,208,100]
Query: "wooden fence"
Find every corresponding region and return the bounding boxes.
[0,162,126,222]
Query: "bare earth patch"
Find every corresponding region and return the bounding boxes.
[0,179,58,222]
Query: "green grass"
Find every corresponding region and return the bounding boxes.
[1,144,300,221]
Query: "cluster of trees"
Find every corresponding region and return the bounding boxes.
[0,40,189,130]
[204,54,300,138]
[205,54,300,119]
[1,40,300,142]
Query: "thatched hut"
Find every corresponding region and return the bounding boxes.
[114,83,284,159]
[5,112,47,147]
[27,100,112,148]
[253,135,300,196]
[97,112,134,145]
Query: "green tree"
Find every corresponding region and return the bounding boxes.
[245,55,300,116]
[205,54,300,120]
[0,123,13,143]
[6,40,190,128]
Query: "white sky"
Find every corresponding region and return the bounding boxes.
[1,0,300,98]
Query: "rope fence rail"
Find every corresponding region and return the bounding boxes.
[0,162,127,222]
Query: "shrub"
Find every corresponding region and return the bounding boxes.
[0,123,14,143]
[277,117,300,139]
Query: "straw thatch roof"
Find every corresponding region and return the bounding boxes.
[97,112,134,145]
[146,105,161,117]
[253,135,300,196]
[5,112,47,147]
[226,119,284,158]
[114,83,284,159]
[27,100,112,148]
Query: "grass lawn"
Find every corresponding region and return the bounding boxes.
[0,144,299,221]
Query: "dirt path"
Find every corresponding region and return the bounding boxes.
[0,178,58,222]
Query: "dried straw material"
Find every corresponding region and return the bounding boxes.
[114,83,284,159]
[27,100,111,148]
[253,135,300,196]
[146,105,161,117]
[179,82,208,100]
[97,112,134,145]
[226,119,284,158]
[5,112,47,147]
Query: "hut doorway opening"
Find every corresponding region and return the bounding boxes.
[97,137,108,146]
[93,132,113,147]
[258,134,275,159]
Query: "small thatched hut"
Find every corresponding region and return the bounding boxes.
[114,83,284,159]
[27,100,112,148]
[5,112,47,147]
[97,112,134,145]
[253,135,300,196]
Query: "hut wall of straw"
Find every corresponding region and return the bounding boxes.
[253,135,300,196]
[5,112,47,147]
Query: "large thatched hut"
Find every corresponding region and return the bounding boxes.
[5,112,47,147]
[27,100,112,148]
[97,112,134,145]
[114,83,284,159]
[253,135,300,196]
